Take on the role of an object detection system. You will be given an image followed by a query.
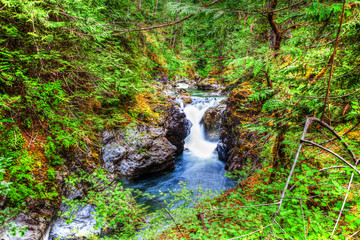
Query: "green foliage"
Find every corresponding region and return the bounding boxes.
[126,160,359,239]
[0,208,28,237]
[0,157,12,196]
[67,156,354,240]
[0,157,28,237]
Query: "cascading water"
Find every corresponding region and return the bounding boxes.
[183,98,219,159]
[121,94,235,210]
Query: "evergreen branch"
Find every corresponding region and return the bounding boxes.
[227,0,308,14]
[108,0,223,34]
[301,88,360,99]
[112,14,194,33]
[58,0,223,35]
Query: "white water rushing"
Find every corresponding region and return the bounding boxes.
[183,98,221,159]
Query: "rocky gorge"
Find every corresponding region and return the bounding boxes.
[0,79,258,240]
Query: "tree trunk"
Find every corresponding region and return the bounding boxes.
[267,0,282,58]
[265,70,273,89]
[172,11,180,49]
[154,0,158,14]
[269,130,286,182]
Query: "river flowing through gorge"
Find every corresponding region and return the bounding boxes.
[121,92,236,211]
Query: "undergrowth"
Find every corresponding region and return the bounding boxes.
[0,0,194,235]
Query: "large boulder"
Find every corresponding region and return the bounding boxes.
[200,102,226,141]
[216,83,263,171]
[102,143,127,173]
[48,204,99,240]
[101,101,192,177]
[101,124,177,177]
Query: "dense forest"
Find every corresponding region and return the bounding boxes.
[0,0,360,239]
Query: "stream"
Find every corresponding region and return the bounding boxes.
[121,90,236,211]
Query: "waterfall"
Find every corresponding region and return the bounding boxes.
[183,97,222,159]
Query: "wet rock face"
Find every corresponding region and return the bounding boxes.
[165,106,192,155]
[217,84,263,171]
[102,143,126,173]
[174,88,192,107]
[101,125,177,177]
[0,197,56,240]
[48,204,99,240]
[201,102,226,141]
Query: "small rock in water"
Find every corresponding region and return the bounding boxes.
[200,103,226,141]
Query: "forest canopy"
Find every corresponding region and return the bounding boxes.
[1,0,360,239]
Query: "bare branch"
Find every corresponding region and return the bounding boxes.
[301,139,360,175]
[274,116,359,229]
[274,220,295,240]
[319,121,360,145]
[319,166,350,171]
[273,142,304,222]
[202,202,280,214]
[347,230,360,239]
[309,117,356,161]
[110,0,222,33]
[329,88,360,99]
[137,192,186,238]
[331,158,360,239]
[60,0,222,35]
[300,200,307,240]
